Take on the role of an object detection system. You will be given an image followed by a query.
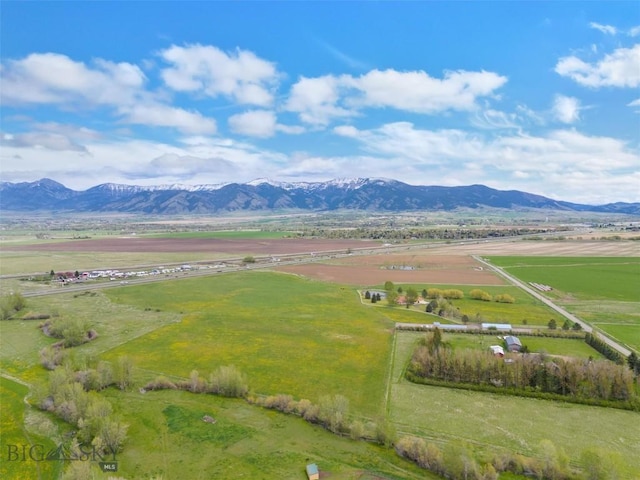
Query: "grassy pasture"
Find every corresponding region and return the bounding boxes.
[100,271,393,413]
[0,291,181,383]
[0,376,61,480]
[440,333,601,359]
[595,324,640,353]
[389,332,640,477]
[365,283,562,326]
[101,388,433,480]
[486,257,640,301]
[486,256,640,352]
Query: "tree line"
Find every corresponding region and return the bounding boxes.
[295,227,565,241]
[407,330,639,409]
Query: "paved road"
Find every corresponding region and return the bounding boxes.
[473,255,631,358]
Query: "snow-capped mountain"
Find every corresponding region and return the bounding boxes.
[1,178,638,215]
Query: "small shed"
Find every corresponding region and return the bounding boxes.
[489,345,505,357]
[306,463,320,480]
[504,335,522,352]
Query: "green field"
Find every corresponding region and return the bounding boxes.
[101,271,393,413]
[389,332,640,477]
[486,257,640,353]
[440,333,601,359]
[0,376,61,480]
[0,291,181,382]
[101,388,434,480]
[486,257,639,301]
[365,284,563,326]
[3,255,639,479]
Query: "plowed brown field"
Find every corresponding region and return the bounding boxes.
[3,237,379,255]
[275,254,504,286]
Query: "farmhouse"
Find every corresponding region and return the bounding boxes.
[504,335,522,352]
[306,463,320,480]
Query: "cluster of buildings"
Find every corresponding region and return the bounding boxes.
[54,263,227,284]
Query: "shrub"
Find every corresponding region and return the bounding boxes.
[494,294,515,303]
[208,365,248,398]
[0,292,27,320]
[470,289,493,301]
[442,289,463,299]
[426,288,443,299]
[144,376,178,391]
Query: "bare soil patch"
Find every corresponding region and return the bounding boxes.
[3,238,379,255]
[276,254,504,286]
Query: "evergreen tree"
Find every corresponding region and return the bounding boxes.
[628,352,639,375]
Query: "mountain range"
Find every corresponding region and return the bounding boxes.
[1,178,638,215]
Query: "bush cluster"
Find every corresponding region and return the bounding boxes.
[36,360,130,456]
[0,292,27,320]
[248,393,396,446]
[145,365,249,398]
[40,318,97,348]
[397,435,624,480]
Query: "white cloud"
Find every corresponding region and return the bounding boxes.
[276,124,306,135]
[285,75,354,126]
[629,26,640,37]
[2,131,88,152]
[159,44,278,106]
[589,22,617,35]
[0,134,289,188]
[470,109,521,130]
[332,121,640,202]
[285,68,507,125]
[552,95,582,123]
[627,98,640,113]
[0,52,219,135]
[555,44,640,87]
[131,153,235,179]
[119,103,217,134]
[227,110,305,137]
[333,125,360,137]
[0,53,145,106]
[346,69,508,113]
[34,122,102,141]
[228,110,277,138]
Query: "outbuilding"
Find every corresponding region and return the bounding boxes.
[489,345,505,357]
[504,335,522,352]
[306,463,320,480]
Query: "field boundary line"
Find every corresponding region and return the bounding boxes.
[384,329,397,415]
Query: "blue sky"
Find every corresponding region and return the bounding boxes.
[1,1,638,204]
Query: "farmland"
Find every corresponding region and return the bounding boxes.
[101,271,393,414]
[363,283,564,326]
[1,224,639,479]
[0,376,61,480]
[389,332,640,477]
[485,256,640,352]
